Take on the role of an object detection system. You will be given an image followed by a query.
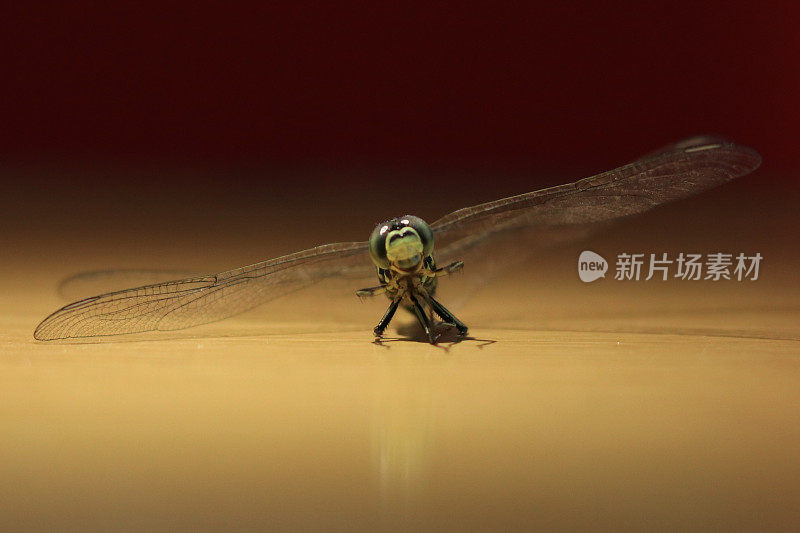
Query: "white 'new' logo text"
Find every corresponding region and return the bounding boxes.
[578,250,608,282]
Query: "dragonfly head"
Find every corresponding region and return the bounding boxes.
[369,215,434,272]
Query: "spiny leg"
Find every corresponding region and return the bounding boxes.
[373,296,401,337]
[421,260,464,278]
[408,293,437,344]
[356,284,387,298]
[427,295,468,336]
[437,260,463,275]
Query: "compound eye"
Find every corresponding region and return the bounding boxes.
[368,222,391,269]
[401,215,434,256]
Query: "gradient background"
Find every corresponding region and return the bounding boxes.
[3,2,799,177]
[2,3,800,531]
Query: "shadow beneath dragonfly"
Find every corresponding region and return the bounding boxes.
[374,322,497,351]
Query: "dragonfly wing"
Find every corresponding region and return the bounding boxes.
[58,269,203,301]
[432,136,761,265]
[35,242,371,340]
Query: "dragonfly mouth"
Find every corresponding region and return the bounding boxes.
[385,231,424,270]
[394,253,422,270]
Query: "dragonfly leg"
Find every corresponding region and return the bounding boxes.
[426,295,468,336]
[356,284,387,298]
[374,296,402,337]
[408,293,438,344]
[421,260,464,278]
[436,261,464,276]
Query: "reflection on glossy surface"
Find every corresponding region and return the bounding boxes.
[372,378,433,515]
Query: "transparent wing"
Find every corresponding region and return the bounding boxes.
[57,269,202,301]
[432,136,761,266]
[35,242,371,340]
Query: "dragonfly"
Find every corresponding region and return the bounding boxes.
[34,136,761,342]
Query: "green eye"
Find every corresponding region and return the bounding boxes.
[369,222,391,269]
[401,215,433,256]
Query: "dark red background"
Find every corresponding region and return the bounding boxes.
[2,2,798,181]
